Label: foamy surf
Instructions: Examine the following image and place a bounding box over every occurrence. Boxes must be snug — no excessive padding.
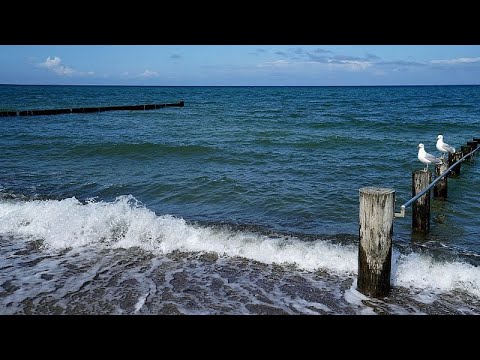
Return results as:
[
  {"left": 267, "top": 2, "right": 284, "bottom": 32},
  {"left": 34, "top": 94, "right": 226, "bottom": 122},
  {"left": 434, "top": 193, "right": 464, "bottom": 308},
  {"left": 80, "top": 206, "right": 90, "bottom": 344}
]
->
[
  {"left": 394, "top": 252, "right": 480, "bottom": 298},
  {"left": 1, "top": 195, "right": 479, "bottom": 299}
]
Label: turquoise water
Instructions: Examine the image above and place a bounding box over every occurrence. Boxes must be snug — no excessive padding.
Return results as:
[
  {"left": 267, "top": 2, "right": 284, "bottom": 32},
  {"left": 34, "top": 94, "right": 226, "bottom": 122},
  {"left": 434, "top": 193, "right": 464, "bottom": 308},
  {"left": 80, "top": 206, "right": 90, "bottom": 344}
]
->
[{"left": 1, "top": 85, "right": 479, "bottom": 314}]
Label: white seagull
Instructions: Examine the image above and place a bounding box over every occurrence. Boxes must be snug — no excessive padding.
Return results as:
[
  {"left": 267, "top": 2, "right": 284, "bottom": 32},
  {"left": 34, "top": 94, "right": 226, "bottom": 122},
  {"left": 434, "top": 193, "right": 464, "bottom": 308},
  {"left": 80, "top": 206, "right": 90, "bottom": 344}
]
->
[
  {"left": 436, "top": 134, "right": 455, "bottom": 159},
  {"left": 418, "top": 143, "right": 442, "bottom": 172}
]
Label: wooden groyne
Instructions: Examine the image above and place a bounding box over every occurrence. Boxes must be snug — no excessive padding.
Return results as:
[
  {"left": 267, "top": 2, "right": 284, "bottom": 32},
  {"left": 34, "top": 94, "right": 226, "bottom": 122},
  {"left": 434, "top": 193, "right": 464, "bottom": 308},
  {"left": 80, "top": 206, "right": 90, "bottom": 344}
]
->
[
  {"left": 358, "top": 136, "right": 479, "bottom": 298},
  {"left": 0, "top": 101, "right": 184, "bottom": 117}
]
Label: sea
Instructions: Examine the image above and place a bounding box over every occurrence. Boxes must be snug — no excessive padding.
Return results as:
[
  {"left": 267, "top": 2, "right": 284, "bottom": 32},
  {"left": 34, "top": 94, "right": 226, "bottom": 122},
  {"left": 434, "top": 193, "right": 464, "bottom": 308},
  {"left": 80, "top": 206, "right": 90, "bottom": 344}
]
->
[{"left": 0, "top": 84, "right": 479, "bottom": 315}]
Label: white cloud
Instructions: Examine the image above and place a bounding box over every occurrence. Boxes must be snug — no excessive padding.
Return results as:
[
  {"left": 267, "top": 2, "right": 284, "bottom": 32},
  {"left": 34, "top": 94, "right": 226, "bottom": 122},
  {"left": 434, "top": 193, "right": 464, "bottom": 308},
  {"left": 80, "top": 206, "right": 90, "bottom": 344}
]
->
[
  {"left": 330, "top": 60, "right": 372, "bottom": 71},
  {"left": 256, "top": 60, "right": 290, "bottom": 68},
  {"left": 140, "top": 69, "right": 159, "bottom": 77},
  {"left": 257, "top": 57, "right": 372, "bottom": 72},
  {"left": 38, "top": 56, "right": 75, "bottom": 76},
  {"left": 431, "top": 57, "right": 480, "bottom": 65}
]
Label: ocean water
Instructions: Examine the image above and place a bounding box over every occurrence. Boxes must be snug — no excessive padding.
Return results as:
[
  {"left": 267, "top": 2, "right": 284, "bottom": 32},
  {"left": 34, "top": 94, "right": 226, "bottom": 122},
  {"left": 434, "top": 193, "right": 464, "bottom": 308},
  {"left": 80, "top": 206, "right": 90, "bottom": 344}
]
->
[{"left": 0, "top": 84, "right": 479, "bottom": 315}]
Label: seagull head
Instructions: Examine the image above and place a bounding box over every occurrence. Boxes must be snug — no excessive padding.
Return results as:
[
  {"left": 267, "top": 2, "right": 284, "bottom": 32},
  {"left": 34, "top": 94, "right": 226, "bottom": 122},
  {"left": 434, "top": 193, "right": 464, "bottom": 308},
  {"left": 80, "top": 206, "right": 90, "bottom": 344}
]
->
[
  {"left": 418, "top": 143, "right": 424, "bottom": 149},
  {"left": 437, "top": 134, "right": 443, "bottom": 140}
]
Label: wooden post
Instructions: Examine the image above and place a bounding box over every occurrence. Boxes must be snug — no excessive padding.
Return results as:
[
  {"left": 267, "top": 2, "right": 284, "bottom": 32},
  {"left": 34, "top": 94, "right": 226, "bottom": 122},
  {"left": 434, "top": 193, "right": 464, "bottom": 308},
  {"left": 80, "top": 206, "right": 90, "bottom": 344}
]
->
[
  {"left": 467, "top": 141, "right": 477, "bottom": 159},
  {"left": 462, "top": 145, "right": 472, "bottom": 160},
  {"left": 358, "top": 187, "right": 394, "bottom": 298},
  {"left": 434, "top": 162, "right": 448, "bottom": 199},
  {"left": 412, "top": 170, "right": 431, "bottom": 233},
  {"left": 450, "top": 151, "right": 462, "bottom": 176},
  {"left": 467, "top": 141, "right": 478, "bottom": 150}
]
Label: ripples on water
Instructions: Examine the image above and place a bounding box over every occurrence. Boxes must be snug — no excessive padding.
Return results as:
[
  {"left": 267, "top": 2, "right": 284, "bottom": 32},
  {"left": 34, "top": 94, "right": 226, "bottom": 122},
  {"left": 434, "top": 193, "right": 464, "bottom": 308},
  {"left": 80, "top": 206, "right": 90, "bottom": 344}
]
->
[{"left": 1, "top": 85, "right": 480, "bottom": 314}]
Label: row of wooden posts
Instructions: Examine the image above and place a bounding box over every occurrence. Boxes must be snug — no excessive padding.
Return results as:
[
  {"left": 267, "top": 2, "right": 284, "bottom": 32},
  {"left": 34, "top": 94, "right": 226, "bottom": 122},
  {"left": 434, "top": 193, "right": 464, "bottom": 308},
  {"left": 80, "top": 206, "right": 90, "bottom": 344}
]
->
[
  {"left": 0, "top": 101, "right": 185, "bottom": 117},
  {"left": 413, "top": 137, "right": 479, "bottom": 232},
  {"left": 357, "top": 137, "right": 479, "bottom": 298}
]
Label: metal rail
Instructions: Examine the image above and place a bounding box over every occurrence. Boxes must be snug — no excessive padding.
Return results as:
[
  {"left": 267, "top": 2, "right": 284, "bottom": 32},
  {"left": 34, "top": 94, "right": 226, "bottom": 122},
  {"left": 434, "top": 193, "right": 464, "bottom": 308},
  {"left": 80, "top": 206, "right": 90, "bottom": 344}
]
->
[{"left": 395, "top": 145, "right": 480, "bottom": 218}]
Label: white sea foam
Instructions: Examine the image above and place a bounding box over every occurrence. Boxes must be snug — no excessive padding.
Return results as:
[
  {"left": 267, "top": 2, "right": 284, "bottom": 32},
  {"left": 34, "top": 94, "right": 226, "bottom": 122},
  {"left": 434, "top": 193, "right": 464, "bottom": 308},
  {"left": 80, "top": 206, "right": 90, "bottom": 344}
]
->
[
  {"left": 394, "top": 252, "right": 480, "bottom": 298},
  {"left": 0, "top": 195, "right": 357, "bottom": 274},
  {"left": 344, "top": 280, "right": 376, "bottom": 315},
  {"left": 1, "top": 195, "right": 479, "bottom": 298}
]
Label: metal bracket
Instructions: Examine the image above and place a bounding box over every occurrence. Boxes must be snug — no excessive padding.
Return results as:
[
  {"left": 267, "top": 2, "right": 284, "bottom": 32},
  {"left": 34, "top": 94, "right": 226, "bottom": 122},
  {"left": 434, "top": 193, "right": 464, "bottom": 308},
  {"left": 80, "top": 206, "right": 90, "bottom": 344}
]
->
[{"left": 394, "top": 205, "right": 406, "bottom": 218}]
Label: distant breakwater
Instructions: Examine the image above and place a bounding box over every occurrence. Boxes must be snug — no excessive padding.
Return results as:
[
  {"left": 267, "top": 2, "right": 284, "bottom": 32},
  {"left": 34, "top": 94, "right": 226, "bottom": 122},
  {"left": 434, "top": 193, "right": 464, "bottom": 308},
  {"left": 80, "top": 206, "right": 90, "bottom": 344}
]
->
[{"left": 0, "top": 101, "right": 184, "bottom": 117}]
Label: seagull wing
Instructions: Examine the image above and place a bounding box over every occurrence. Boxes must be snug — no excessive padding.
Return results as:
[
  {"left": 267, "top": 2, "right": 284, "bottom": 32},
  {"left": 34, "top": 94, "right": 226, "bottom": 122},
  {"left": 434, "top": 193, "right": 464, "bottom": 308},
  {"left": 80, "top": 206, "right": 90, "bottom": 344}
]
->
[
  {"left": 443, "top": 143, "right": 455, "bottom": 153},
  {"left": 424, "top": 152, "right": 442, "bottom": 164}
]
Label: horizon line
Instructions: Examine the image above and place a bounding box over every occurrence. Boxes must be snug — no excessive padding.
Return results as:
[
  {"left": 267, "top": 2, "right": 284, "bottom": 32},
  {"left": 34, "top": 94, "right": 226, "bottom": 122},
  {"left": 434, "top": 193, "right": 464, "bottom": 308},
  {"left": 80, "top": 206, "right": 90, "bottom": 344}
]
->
[{"left": 1, "top": 83, "right": 480, "bottom": 87}]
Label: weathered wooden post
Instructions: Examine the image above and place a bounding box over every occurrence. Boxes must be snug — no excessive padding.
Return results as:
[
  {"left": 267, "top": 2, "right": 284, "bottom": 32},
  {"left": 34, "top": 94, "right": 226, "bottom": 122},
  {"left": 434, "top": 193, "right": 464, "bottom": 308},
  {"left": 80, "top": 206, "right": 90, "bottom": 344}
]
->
[
  {"left": 450, "top": 151, "right": 462, "bottom": 176},
  {"left": 412, "top": 170, "right": 431, "bottom": 233},
  {"left": 462, "top": 145, "right": 473, "bottom": 160},
  {"left": 358, "top": 187, "right": 395, "bottom": 298},
  {"left": 467, "top": 141, "right": 478, "bottom": 150},
  {"left": 434, "top": 162, "right": 448, "bottom": 199},
  {"left": 467, "top": 141, "right": 477, "bottom": 159}
]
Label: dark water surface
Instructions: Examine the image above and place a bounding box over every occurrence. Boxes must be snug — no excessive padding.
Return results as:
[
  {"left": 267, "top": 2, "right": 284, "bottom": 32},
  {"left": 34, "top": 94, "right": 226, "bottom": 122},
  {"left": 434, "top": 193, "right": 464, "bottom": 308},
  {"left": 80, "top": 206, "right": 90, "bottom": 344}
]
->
[{"left": 1, "top": 85, "right": 479, "bottom": 314}]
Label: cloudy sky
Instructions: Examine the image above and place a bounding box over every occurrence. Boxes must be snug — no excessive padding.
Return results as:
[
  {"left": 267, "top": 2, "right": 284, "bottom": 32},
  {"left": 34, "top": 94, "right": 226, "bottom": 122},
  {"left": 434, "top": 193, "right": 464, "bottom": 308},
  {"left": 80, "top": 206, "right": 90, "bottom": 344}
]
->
[{"left": 1, "top": 45, "right": 479, "bottom": 86}]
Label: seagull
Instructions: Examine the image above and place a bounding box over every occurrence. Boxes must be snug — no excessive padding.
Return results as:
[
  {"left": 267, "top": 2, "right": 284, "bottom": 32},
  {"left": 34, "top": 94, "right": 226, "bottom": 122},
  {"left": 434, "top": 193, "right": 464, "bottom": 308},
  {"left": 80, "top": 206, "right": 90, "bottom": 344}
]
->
[
  {"left": 418, "top": 143, "right": 442, "bottom": 172},
  {"left": 436, "top": 134, "right": 455, "bottom": 159}
]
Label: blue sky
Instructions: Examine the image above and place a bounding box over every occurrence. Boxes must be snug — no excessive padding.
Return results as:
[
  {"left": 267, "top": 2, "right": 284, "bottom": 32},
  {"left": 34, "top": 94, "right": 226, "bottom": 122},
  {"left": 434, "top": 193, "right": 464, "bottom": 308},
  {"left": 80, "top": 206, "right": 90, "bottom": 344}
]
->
[{"left": 1, "top": 45, "right": 480, "bottom": 86}]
